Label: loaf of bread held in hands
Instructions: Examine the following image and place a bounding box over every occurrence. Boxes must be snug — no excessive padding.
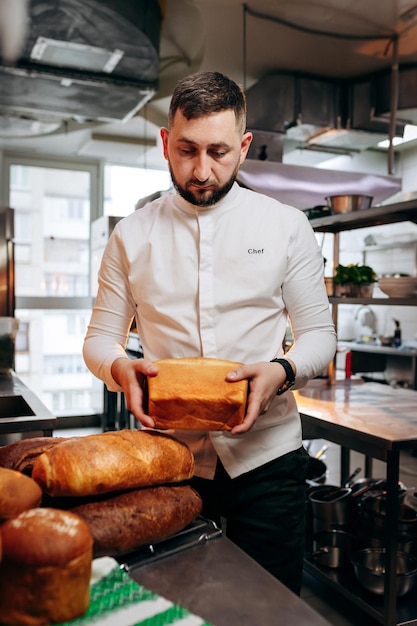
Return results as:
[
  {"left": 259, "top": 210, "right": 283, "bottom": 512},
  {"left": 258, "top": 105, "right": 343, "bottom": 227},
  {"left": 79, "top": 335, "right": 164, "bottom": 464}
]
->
[
  {"left": 72, "top": 484, "right": 202, "bottom": 557},
  {"left": 0, "top": 508, "right": 92, "bottom": 625},
  {"left": 147, "top": 357, "right": 248, "bottom": 430},
  {"left": 31, "top": 429, "right": 195, "bottom": 497},
  {"left": 0, "top": 436, "right": 67, "bottom": 475},
  {"left": 0, "top": 467, "right": 42, "bottom": 522}
]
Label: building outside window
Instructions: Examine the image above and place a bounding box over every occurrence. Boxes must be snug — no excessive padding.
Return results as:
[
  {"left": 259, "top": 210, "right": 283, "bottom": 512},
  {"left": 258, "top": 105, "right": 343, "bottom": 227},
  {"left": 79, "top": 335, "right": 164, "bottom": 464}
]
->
[{"left": 5, "top": 157, "right": 169, "bottom": 419}]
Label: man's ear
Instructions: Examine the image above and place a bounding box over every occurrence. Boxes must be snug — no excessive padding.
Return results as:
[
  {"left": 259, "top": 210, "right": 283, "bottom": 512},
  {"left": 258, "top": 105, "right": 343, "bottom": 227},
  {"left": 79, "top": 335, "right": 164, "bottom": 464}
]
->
[
  {"left": 240, "top": 131, "right": 253, "bottom": 164},
  {"left": 160, "top": 127, "right": 169, "bottom": 160}
]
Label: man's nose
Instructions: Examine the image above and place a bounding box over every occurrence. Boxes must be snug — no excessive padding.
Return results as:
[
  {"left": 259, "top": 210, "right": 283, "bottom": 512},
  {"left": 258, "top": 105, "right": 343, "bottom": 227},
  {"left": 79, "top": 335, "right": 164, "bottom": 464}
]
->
[{"left": 193, "top": 153, "right": 211, "bottom": 182}]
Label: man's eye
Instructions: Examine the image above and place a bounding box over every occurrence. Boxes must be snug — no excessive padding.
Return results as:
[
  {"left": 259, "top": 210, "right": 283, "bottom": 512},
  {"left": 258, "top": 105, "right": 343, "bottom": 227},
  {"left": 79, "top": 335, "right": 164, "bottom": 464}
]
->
[{"left": 211, "top": 151, "right": 226, "bottom": 158}]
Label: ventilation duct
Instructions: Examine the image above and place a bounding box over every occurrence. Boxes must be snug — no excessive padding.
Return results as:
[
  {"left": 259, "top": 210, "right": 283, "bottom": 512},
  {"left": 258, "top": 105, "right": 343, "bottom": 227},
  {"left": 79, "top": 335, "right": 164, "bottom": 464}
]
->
[
  {"left": 0, "top": 0, "right": 161, "bottom": 130},
  {"left": 246, "top": 70, "right": 408, "bottom": 155},
  {"left": 374, "top": 64, "right": 417, "bottom": 125}
]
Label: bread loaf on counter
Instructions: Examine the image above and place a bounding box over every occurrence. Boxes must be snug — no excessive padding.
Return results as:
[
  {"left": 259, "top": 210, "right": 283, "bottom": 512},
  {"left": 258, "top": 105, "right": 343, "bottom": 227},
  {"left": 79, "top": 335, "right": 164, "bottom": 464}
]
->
[
  {"left": 0, "top": 508, "right": 93, "bottom": 625},
  {"left": 147, "top": 357, "right": 248, "bottom": 430},
  {"left": 31, "top": 429, "right": 195, "bottom": 497},
  {"left": 0, "top": 467, "right": 42, "bottom": 522},
  {"left": 72, "top": 484, "right": 202, "bottom": 557},
  {"left": 0, "top": 436, "right": 67, "bottom": 475}
]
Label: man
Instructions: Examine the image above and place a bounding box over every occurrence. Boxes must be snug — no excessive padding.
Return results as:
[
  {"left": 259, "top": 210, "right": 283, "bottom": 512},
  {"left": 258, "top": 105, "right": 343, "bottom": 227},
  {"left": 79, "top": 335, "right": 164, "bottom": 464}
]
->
[{"left": 83, "top": 71, "right": 336, "bottom": 594}]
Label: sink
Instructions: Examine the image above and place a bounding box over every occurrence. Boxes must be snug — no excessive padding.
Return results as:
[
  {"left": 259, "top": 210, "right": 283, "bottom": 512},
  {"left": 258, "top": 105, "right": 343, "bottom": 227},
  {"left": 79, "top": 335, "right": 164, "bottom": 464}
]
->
[{"left": 0, "top": 395, "right": 35, "bottom": 418}]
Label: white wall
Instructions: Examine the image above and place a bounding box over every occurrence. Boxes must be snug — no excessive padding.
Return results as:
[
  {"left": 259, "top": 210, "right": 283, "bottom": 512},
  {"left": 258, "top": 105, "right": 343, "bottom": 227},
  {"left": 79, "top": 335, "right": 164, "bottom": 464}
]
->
[{"left": 324, "top": 143, "right": 417, "bottom": 347}]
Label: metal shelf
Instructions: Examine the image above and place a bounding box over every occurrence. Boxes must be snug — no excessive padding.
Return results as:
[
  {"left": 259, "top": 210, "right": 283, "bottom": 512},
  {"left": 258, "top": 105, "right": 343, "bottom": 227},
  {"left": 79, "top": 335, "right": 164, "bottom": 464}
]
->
[
  {"left": 310, "top": 199, "right": 417, "bottom": 233},
  {"left": 329, "top": 297, "right": 417, "bottom": 306},
  {"left": 304, "top": 558, "right": 417, "bottom": 626}
]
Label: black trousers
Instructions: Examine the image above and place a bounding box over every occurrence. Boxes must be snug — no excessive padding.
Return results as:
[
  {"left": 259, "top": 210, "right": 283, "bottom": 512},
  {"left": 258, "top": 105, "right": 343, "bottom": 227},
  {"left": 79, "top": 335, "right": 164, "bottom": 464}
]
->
[{"left": 190, "top": 446, "right": 310, "bottom": 595}]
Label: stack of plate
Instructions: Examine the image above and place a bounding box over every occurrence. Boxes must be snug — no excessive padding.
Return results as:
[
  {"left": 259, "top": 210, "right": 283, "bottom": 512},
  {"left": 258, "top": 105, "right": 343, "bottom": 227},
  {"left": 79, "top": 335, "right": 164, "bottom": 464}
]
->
[{"left": 378, "top": 276, "right": 417, "bottom": 298}]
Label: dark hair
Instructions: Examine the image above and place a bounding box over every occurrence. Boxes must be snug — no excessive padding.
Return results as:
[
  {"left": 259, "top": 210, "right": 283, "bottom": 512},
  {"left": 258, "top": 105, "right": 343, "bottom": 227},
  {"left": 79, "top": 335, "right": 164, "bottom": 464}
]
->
[{"left": 168, "top": 71, "right": 247, "bottom": 134}]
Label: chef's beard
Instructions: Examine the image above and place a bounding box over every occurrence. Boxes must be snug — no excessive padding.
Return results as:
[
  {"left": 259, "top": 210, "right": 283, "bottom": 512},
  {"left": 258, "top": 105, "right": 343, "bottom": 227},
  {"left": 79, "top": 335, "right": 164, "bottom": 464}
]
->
[{"left": 168, "top": 162, "right": 239, "bottom": 207}]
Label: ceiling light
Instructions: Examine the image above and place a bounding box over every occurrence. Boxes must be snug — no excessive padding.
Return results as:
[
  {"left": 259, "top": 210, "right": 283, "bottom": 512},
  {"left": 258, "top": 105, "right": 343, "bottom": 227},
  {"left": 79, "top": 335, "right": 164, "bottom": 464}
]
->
[{"left": 30, "top": 37, "right": 124, "bottom": 73}]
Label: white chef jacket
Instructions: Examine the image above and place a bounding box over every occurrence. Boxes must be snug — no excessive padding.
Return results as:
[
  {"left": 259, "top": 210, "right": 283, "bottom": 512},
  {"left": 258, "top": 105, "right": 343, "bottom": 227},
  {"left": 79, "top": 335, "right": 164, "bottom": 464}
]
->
[{"left": 84, "top": 182, "right": 336, "bottom": 479}]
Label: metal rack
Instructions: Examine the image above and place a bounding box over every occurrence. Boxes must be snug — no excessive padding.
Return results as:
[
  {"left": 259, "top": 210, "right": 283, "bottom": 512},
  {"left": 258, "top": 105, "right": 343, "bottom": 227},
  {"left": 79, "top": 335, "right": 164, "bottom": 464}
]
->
[{"left": 298, "top": 380, "right": 417, "bottom": 626}]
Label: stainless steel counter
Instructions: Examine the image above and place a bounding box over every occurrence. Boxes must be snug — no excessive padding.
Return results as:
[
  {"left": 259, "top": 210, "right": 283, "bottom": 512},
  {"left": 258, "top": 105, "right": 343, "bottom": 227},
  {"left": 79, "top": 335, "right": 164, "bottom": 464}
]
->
[
  {"left": 0, "top": 372, "right": 56, "bottom": 436},
  {"left": 297, "top": 380, "right": 417, "bottom": 626},
  {"left": 126, "top": 534, "right": 331, "bottom": 626}
]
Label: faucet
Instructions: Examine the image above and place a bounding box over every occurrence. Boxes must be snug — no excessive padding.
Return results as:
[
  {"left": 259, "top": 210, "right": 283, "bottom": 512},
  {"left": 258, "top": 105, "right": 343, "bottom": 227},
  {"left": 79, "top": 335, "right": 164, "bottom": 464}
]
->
[{"left": 354, "top": 305, "right": 377, "bottom": 340}]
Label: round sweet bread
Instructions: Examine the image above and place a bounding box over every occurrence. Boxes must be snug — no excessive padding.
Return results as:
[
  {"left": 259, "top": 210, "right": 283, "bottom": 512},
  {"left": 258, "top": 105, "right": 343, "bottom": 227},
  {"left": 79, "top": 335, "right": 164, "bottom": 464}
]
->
[
  {"left": 0, "top": 466, "right": 42, "bottom": 522},
  {"left": 0, "top": 507, "right": 93, "bottom": 625}
]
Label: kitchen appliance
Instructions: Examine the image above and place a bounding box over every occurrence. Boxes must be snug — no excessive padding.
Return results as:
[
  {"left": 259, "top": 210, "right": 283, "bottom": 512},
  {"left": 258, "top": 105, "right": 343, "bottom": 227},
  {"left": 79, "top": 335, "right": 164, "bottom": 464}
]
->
[
  {"left": 0, "top": 317, "right": 19, "bottom": 373},
  {"left": 0, "top": 207, "right": 15, "bottom": 317}
]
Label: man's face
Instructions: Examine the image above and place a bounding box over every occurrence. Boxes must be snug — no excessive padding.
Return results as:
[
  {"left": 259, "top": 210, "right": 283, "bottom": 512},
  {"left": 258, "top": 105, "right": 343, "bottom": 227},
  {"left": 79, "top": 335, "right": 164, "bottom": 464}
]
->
[{"left": 160, "top": 110, "right": 252, "bottom": 207}]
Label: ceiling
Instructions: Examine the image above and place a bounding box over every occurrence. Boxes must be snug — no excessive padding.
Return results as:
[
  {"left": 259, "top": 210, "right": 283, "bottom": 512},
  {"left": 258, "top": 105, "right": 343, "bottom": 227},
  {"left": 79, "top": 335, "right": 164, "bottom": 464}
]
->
[{"left": 1, "top": 0, "right": 417, "bottom": 172}]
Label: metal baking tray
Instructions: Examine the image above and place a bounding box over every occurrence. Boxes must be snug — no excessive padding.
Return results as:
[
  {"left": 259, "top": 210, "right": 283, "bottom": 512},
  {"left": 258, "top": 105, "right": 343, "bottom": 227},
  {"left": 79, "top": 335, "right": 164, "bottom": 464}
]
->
[{"left": 120, "top": 517, "right": 222, "bottom": 572}]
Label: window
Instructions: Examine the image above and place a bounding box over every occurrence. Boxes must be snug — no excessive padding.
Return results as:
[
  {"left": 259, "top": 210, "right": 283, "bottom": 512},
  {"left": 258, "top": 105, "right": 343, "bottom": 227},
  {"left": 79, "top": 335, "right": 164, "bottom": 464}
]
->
[
  {"left": 104, "top": 164, "right": 170, "bottom": 216},
  {"left": 5, "top": 158, "right": 171, "bottom": 419},
  {"left": 6, "top": 158, "right": 100, "bottom": 418}
]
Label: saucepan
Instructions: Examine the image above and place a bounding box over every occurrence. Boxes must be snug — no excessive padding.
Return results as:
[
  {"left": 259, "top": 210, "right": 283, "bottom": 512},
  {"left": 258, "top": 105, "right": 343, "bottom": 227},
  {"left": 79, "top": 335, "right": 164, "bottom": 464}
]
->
[
  {"left": 360, "top": 495, "right": 417, "bottom": 539},
  {"left": 350, "top": 477, "right": 407, "bottom": 499},
  {"left": 312, "top": 529, "right": 354, "bottom": 568},
  {"left": 308, "top": 484, "right": 353, "bottom": 527}
]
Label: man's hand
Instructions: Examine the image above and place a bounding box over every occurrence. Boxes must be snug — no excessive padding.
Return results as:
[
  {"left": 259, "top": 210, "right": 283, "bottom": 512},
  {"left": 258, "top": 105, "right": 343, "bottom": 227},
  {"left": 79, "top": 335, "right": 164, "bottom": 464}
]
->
[
  {"left": 226, "top": 359, "right": 295, "bottom": 434},
  {"left": 111, "top": 357, "right": 159, "bottom": 428}
]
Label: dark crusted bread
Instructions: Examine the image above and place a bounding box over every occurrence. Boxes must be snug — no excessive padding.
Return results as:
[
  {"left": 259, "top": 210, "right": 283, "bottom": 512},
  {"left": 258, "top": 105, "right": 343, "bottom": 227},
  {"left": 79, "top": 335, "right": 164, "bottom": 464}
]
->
[
  {"left": 0, "top": 436, "right": 67, "bottom": 475},
  {"left": 71, "top": 484, "right": 202, "bottom": 557}
]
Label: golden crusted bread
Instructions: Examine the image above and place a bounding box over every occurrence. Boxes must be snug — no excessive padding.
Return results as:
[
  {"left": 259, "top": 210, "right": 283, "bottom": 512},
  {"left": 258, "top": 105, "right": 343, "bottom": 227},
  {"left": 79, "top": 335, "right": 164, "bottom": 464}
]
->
[
  {"left": 31, "top": 429, "right": 195, "bottom": 497},
  {"left": 0, "top": 508, "right": 93, "bottom": 625},
  {"left": 0, "top": 467, "right": 42, "bottom": 522},
  {"left": 72, "top": 484, "right": 202, "bottom": 557},
  {"left": 147, "top": 357, "right": 248, "bottom": 430}
]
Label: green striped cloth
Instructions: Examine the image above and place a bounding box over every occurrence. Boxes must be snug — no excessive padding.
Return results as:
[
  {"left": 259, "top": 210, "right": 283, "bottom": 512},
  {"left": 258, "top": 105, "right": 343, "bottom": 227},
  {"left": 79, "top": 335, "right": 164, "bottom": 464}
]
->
[{"left": 59, "top": 560, "right": 212, "bottom": 626}]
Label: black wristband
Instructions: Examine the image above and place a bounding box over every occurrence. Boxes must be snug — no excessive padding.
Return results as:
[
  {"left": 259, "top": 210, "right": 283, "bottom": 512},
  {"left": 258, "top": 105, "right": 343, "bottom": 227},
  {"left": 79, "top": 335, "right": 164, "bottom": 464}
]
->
[{"left": 270, "top": 358, "right": 295, "bottom": 395}]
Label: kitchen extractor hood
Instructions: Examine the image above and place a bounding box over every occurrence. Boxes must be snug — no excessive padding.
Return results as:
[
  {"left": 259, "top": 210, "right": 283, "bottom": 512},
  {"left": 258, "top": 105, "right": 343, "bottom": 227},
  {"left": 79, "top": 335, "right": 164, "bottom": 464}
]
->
[
  {"left": 237, "top": 160, "right": 402, "bottom": 210},
  {"left": 245, "top": 70, "right": 409, "bottom": 155},
  {"left": 0, "top": 0, "right": 162, "bottom": 130}
]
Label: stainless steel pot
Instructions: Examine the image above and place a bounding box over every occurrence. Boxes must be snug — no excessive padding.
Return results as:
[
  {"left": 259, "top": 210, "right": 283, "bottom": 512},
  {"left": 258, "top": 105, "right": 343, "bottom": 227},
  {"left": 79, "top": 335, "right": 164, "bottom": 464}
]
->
[
  {"left": 309, "top": 484, "right": 353, "bottom": 527},
  {"left": 312, "top": 530, "right": 353, "bottom": 568},
  {"left": 360, "top": 495, "right": 417, "bottom": 539},
  {"left": 351, "top": 548, "right": 417, "bottom": 596},
  {"left": 351, "top": 477, "right": 407, "bottom": 499}
]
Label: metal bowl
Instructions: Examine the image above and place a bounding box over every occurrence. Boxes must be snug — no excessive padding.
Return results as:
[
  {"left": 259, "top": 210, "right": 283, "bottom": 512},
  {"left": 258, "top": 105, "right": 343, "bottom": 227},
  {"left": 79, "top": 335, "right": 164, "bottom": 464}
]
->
[
  {"left": 325, "top": 194, "right": 373, "bottom": 214},
  {"left": 351, "top": 548, "right": 417, "bottom": 596}
]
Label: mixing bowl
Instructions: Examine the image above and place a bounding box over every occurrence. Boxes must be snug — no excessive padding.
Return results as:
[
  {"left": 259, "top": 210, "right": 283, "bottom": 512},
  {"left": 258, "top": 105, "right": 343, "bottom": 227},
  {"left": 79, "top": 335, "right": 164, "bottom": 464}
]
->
[
  {"left": 351, "top": 548, "right": 417, "bottom": 596},
  {"left": 325, "top": 195, "right": 373, "bottom": 214},
  {"left": 378, "top": 276, "right": 417, "bottom": 298}
]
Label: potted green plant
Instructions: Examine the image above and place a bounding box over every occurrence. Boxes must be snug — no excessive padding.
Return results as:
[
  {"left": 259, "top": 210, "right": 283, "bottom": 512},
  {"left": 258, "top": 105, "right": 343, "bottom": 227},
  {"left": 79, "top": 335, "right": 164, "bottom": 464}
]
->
[{"left": 333, "top": 263, "right": 377, "bottom": 297}]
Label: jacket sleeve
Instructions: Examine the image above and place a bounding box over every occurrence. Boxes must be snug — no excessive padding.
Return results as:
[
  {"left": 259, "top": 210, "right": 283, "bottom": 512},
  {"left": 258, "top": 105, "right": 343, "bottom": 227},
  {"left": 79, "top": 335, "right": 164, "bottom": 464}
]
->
[
  {"left": 83, "top": 224, "right": 136, "bottom": 392},
  {"left": 280, "top": 210, "right": 337, "bottom": 389}
]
